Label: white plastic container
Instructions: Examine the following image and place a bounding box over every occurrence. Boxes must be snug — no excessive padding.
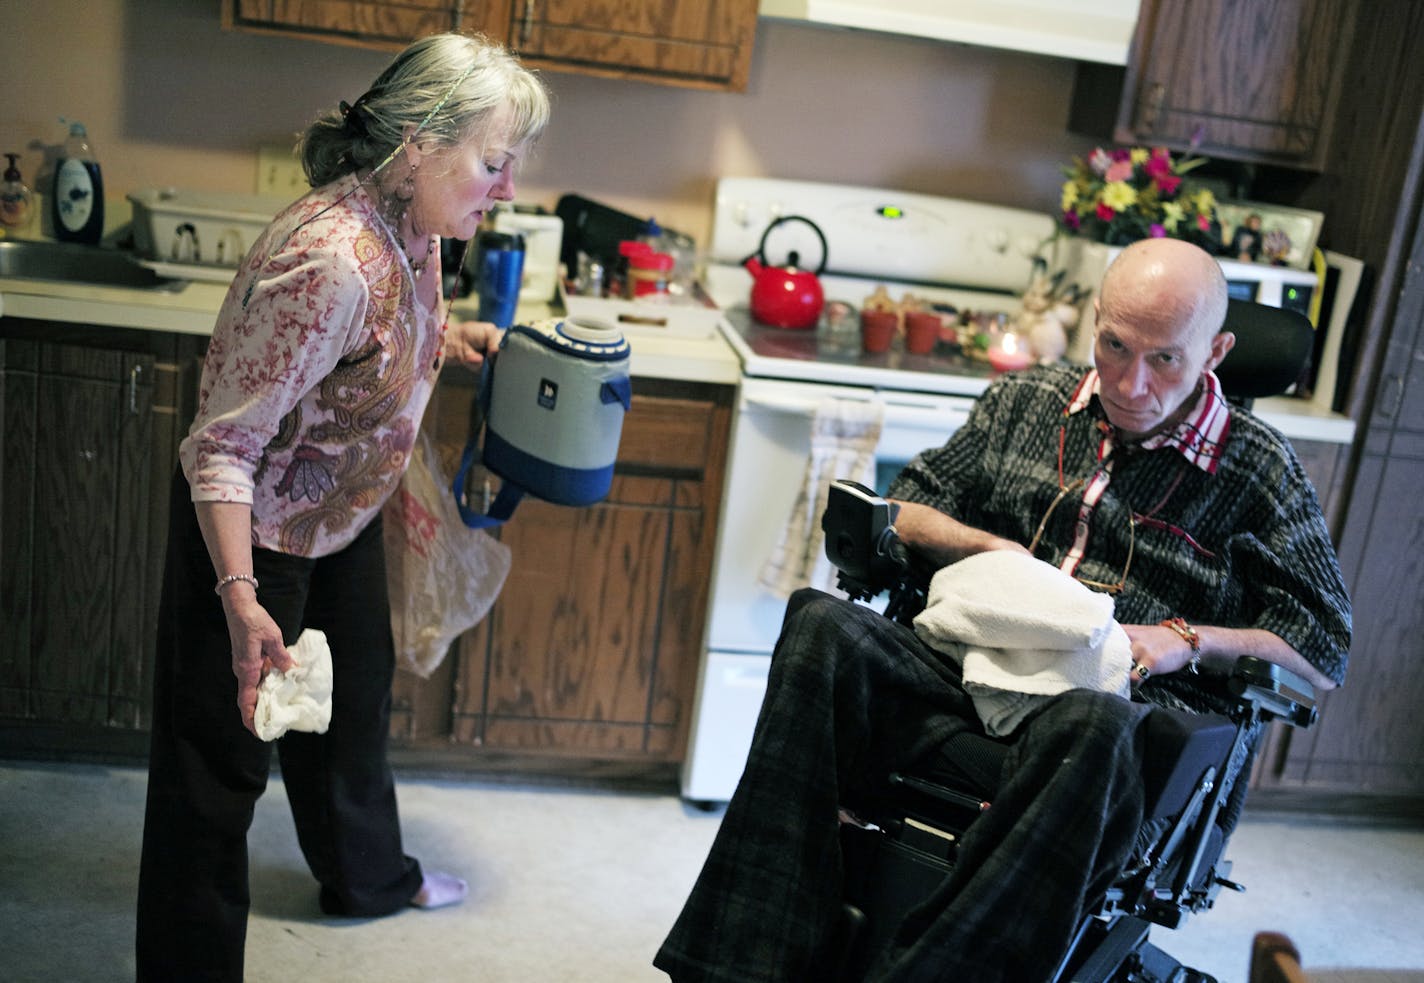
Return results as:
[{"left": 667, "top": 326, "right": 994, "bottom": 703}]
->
[{"left": 128, "top": 188, "right": 291, "bottom": 272}]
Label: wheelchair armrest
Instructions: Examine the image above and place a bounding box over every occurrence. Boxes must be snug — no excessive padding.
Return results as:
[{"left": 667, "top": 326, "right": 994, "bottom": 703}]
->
[
  {"left": 1225, "top": 656, "right": 1317, "bottom": 729},
  {"left": 821, "top": 479, "right": 911, "bottom": 601}
]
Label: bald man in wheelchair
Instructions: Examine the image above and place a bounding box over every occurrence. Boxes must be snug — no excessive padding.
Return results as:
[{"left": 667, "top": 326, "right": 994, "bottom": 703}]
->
[{"left": 655, "top": 238, "right": 1351, "bottom": 983}]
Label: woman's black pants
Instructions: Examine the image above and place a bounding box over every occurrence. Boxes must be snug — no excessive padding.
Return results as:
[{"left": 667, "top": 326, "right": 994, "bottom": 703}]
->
[{"left": 135, "top": 473, "right": 422, "bottom": 983}]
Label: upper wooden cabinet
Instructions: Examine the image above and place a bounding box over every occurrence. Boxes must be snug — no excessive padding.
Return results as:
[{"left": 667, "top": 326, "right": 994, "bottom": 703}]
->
[
  {"left": 223, "top": 0, "right": 506, "bottom": 49},
  {"left": 222, "top": 0, "right": 759, "bottom": 92},
  {"left": 510, "top": 0, "right": 757, "bottom": 91},
  {"left": 1074, "top": 0, "right": 1359, "bottom": 170}
]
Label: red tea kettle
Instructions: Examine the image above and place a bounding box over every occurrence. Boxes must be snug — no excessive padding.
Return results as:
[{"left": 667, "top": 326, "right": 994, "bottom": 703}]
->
[{"left": 743, "top": 215, "right": 828, "bottom": 329}]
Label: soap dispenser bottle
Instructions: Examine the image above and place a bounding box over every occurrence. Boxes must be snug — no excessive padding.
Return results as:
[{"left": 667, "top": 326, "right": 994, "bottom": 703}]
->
[
  {"left": 51, "top": 120, "right": 104, "bottom": 244},
  {"left": 1, "top": 153, "right": 34, "bottom": 229}
]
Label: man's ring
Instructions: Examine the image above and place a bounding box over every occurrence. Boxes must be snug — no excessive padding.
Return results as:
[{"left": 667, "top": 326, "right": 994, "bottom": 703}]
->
[{"left": 1134, "top": 663, "right": 1151, "bottom": 680}]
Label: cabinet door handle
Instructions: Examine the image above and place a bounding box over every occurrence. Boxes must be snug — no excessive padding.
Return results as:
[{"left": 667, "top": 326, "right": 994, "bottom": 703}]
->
[
  {"left": 129, "top": 363, "right": 144, "bottom": 415},
  {"left": 520, "top": 0, "right": 535, "bottom": 48},
  {"left": 1141, "top": 82, "right": 1166, "bottom": 129},
  {"left": 1378, "top": 372, "right": 1405, "bottom": 420}
]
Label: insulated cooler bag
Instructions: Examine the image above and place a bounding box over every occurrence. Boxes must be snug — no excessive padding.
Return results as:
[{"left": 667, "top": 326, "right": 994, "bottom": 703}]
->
[{"left": 454, "top": 316, "right": 632, "bottom": 528}]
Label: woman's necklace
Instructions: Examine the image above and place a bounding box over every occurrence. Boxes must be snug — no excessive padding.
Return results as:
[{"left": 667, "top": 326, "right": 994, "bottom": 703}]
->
[{"left": 396, "top": 231, "right": 434, "bottom": 280}]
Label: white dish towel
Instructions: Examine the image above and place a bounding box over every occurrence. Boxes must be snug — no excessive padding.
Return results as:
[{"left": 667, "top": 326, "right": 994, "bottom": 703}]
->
[
  {"left": 912, "top": 550, "right": 1133, "bottom": 737},
  {"left": 253, "top": 628, "right": 334, "bottom": 742},
  {"left": 759, "top": 396, "right": 884, "bottom": 597}
]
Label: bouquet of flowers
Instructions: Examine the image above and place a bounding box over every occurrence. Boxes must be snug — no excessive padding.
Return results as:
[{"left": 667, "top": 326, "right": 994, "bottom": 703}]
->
[{"left": 1058, "top": 146, "right": 1219, "bottom": 249}]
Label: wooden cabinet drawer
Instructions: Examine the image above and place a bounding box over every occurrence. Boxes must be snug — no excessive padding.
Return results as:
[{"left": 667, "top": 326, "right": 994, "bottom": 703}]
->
[{"left": 617, "top": 393, "right": 720, "bottom": 474}]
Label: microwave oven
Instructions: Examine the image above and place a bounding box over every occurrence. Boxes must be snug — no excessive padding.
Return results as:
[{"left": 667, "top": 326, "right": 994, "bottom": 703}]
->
[{"left": 1057, "top": 239, "right": 1319, "bottom": 365}]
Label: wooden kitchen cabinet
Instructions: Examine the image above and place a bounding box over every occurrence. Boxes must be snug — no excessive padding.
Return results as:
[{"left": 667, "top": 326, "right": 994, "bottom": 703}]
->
[
  {"left": 0, "top": 337, "right": 154, "bottom": 731},
  {"left": 223, "top": 0, "right": 758, "bottom": 92},
  {"left": 387, "top": 371, "right": 733, "bottom": 783},
  {"left": 0, "top": 325, "right": 205, "bottom": 746},
  {"left": 1251, "top": 178, "right": 1424, "bottom": 813},
  {"left": 222, "top": 0, "right": 510, "bottom": 51},
  {"left": 509, "top": 0, "right": 758, "bottom": 91},
  {"left": 1072, "top": 0, "right": 1358, "bottom": 170}
]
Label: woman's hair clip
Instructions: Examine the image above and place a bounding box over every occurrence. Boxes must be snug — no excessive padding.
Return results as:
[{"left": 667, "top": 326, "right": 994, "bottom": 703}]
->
[{"left": 340, "top": 96, "right": 370, "bottom": 136}]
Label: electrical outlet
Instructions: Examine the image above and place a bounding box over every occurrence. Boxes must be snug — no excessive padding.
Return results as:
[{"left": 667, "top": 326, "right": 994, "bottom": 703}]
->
[{"left": 256, "top": 144, "right": 307, "bottom": 197}]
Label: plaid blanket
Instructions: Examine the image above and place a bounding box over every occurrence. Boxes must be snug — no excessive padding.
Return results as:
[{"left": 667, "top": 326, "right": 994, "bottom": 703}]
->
[{"left": 655, "top": 590, "right": 1152, "bottom": 982}]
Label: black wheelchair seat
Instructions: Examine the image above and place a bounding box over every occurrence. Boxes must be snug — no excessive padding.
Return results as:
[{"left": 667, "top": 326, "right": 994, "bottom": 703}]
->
[{"left": 820, "top": 479, "right": 1318, "bottom": 983}]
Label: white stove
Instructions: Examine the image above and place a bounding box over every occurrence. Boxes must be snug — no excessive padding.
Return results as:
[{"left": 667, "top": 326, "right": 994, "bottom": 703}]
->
[
  {"left": 681, "top": 178, "right": 1059, "bottom": 803},
  {"left": 701, "top": 176, "right": 1059, "bottom": 393}
]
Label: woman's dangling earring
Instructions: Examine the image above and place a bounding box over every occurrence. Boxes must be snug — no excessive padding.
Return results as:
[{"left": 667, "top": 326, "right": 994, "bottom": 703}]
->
[{"left": 398, "top": 157, "right": 417, "bottom": 202}]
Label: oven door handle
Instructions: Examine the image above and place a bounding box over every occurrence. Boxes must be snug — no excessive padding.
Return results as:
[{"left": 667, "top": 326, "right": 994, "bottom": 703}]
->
[{"left": 740, "top": 391, "right": 975, "bottom": 428}]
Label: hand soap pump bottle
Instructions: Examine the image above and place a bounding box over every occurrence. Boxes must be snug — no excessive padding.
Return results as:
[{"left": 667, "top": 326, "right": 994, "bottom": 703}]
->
[
  {"left": 1, "top": 153, "right": 34, "bottom": 230},
  {"left": 51, "top": 120, "right": 104, "bottom": 245}
]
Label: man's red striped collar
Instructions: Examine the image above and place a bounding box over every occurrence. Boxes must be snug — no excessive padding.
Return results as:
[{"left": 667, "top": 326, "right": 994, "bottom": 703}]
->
[{"left": 1065, "top": 369, "right": 1231, "bottom": 474}]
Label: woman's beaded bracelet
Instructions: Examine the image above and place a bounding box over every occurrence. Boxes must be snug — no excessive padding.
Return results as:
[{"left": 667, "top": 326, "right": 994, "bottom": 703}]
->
[{"left": 214, "top": 573, "right": 260, "bottom": 596}]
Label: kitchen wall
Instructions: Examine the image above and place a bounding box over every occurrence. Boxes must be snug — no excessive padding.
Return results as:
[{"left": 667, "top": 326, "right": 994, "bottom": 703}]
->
[{"left": 2, "top": 0, "right": 1098, "bottom": 251}]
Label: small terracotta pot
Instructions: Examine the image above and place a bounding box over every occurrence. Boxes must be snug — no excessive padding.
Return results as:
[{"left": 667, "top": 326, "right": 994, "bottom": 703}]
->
[
  {"left": 904, "top": 311, "right": 940, "bottom": 355},
  {"left": 860, "top": 310, "right": 897, "bottom": 353}
]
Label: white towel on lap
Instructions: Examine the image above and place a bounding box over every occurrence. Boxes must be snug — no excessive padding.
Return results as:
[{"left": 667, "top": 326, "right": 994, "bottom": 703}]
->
[
  {"left": 759, "top": 397, "right": 884, "bottom": 597},
  {"left": 253, "top": 628, "right": 334, "bottom": 742},
  {"left": 913, "top": 550, "right": 1117, "bottom": 652},
  {"left": 913, "top": 552, "right": 1133, "bottom": 736}
]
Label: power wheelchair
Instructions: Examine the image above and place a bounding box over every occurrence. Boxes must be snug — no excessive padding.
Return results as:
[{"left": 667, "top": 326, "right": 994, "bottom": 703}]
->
[{"left": 819, "top": 478, "right": 1319, "bottom": 983}]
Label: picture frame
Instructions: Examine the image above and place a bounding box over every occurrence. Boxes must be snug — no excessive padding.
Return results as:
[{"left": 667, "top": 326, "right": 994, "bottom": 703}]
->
[
  {"left": 1214, "top": 199, "right": 1325, "bottom": 272},
  {"left": 1310, "top": 250, "right": 1366, "bottom": 413}
]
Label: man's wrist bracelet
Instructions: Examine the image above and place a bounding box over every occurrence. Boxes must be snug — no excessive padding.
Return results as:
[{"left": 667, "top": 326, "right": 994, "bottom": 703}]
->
[
  {"left": 1160, "top": 617, "right": 1201, "bottom": 673},
  {"left": 215, "top": 573, "right": 259, "bottom": 596}
]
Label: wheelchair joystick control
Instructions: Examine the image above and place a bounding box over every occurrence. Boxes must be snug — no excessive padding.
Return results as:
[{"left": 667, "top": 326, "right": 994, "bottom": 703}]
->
[{"left": 821, "top": 479, "right": 925, "bottom": 622}]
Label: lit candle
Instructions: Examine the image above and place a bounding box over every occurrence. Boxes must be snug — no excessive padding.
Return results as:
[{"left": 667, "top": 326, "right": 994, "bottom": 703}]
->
[{"left": 987, "top": 331, "right": 1033, "bottom": 373}]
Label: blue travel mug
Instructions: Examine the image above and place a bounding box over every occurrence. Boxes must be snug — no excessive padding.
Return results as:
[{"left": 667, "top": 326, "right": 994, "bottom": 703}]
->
[{"left": 475, "top": 230, "right": 526, "bottom": 328}]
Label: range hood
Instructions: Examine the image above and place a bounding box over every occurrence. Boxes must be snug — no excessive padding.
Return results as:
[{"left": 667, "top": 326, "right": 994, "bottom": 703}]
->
[{"left": 759, "top": 0, "right": 1141, "bottom": 65}]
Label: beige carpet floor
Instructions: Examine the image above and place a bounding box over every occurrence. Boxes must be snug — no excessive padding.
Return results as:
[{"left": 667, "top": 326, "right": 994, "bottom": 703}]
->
[{"left": 2, "top": 761, "right": 1421, "bottom": 982}]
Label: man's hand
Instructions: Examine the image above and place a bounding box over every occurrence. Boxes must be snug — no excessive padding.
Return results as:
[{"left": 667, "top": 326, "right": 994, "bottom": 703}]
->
[
  {"left": 220, "top": 586, "right": 294, "bottom": 736},
  {"left": 1122, "top": 623, "right": 1197, "bottom": 685},
  {"left": 1121, "top": 622, "right": 1337, "bottom": 692},
  {"left": 443, "top": 319, "right": 502, "bottom": 366}
]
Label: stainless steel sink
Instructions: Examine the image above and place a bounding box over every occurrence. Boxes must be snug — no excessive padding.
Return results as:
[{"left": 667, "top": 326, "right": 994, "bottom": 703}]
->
[{"left": 0, "top": 239, "right": 184, "bottom": 291}]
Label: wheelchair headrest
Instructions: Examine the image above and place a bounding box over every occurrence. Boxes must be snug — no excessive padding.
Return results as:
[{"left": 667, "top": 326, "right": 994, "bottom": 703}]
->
[{"left": 1214, "top": 299, "right": 1314, "bottom": 401}]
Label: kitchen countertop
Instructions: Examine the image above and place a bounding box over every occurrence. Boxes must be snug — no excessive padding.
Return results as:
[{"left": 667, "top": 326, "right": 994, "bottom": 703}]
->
[
  {"left": 0, "top": 269, "right": 742, "bottom": 386},
  {"left": 0, "top": 267, "right": 1355, "bottom": 444}
]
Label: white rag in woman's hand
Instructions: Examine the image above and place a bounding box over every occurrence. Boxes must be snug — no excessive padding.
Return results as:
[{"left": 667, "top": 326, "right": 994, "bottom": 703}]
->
[{"left": 253, "top": 629, "right": 333, "bottom": 741}]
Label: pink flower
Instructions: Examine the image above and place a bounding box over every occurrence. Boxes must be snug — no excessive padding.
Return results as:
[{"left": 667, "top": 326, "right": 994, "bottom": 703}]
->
[
  {"left": 1197, "top": 214, "right": 1211, "bottom": 231},
  {"left": 1150, "top": 224, "right": 1167, "bottom": 237},
  {"left": 1062, "top": 209, "right": 1081, "bottom": 230},
  {"left": 1097, "top": 203, "right": 1117, "bottom": 221},
  {"left": 1144, "top": 154, "right": 1173, "bottom": 179},
  {"left": 1155, "top": 173, "right": 1182, "bottom": 195},
  {"left": 1110, "top": 148, "right": 1133, "bottom": 162},
  {"left": 1105, "top": 160, "right": 1135, "bottom": 183}
]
